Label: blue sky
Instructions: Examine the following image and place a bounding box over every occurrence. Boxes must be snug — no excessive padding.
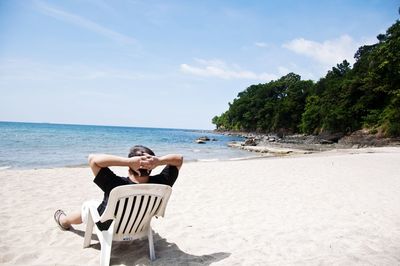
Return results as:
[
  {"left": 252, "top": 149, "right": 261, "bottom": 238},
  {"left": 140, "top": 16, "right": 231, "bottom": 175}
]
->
[{"left": 0, "top": 0, "right": 398, "bottom": 129}]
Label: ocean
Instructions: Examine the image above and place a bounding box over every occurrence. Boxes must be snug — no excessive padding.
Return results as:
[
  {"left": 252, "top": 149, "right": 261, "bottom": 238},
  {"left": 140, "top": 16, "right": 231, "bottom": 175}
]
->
[{"left": 0, "top": 121, "right": 251, "bottom": 169}]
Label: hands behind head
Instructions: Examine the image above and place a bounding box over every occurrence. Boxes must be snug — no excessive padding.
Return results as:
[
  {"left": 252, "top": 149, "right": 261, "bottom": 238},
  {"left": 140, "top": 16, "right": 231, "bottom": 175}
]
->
[
  {"left": 141, "top": 153, "right": 160, "bottom": 170},
  {"left": 130, "top": 153, "right": 159, "bottom": 173}
]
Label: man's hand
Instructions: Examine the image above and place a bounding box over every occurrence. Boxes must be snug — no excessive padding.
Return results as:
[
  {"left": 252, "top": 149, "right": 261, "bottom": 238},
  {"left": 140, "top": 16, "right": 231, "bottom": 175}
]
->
[
  {"left": 128, "top": 156, "right": 142, "bottom": 172},
  {"left": 146, "top": 154, "right": 183, "bottom": 170},
  {"left": 138, "top": 153, "right": 160, "bottom": 170}
]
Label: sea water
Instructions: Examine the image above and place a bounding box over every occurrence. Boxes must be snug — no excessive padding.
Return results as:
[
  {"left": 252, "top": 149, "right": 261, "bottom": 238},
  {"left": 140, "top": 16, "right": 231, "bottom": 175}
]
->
[{"left": 0, "top": 121, "right": 250, "bottom": 169}]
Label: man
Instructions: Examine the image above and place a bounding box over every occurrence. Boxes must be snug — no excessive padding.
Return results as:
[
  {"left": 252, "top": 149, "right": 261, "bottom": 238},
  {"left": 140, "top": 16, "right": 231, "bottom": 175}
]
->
[{"left": 54, "top": 145, "right": 183, "bottom": 230}]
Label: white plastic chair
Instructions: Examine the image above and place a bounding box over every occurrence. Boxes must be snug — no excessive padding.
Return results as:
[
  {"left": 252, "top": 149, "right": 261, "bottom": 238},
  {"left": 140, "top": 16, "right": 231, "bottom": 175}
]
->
[{"left": 83, "top": 184, "right": 172, "bottom": 266}]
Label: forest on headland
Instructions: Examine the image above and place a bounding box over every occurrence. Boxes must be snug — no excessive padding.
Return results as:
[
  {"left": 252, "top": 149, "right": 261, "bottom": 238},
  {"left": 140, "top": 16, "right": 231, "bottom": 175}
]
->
[{"left": 212, "top": 20, "right": 400, "bottom": 137}]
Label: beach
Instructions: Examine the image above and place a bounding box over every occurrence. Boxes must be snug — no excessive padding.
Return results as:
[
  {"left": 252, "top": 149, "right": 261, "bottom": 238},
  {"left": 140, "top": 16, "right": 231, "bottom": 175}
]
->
[{"left": 1, "top": 147, "right": 400, "bottom": 265}]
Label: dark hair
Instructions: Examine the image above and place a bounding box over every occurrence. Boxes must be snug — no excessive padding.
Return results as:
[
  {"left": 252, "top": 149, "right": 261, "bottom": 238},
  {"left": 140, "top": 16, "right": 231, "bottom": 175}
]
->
[
  {"left": 128, "top": 145, "right": 155, "bottom": 157},
  {"left": 128, "top": 145, "right": 155, "bottom": 176}
]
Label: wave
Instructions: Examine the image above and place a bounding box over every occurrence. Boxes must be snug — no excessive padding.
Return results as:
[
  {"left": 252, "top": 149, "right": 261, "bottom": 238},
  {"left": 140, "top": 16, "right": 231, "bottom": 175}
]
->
[
  {"left": 228, "top": 154, "right": 274, "bottom": 161},
  {"left": 0, "top": 166, "right": 11, "bottom": 170},
  {"left": 190, "top": 154, "right": 271, "bottom": 163},
  {"left": 196, "top": 158, "right": 220, "bottom": 162}
]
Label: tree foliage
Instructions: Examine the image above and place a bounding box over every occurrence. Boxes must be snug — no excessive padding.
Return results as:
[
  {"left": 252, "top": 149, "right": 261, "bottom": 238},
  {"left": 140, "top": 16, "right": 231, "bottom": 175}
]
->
[
  {"left": 213, "top": 20, "right": 400, "bottom": 137},
  {"left": 213, "top": 73, "right": 312, "bottom": 133}
]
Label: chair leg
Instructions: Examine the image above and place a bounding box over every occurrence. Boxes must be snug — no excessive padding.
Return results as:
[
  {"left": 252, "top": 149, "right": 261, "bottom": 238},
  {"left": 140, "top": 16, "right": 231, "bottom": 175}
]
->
[
  {"left": 99, "top": 230, "right": 113, "bottom": 266},
  {"left": 83, "top": 215, "right": 94, "bottom": 248},
  {"left": 148, "top": 226, "right": 155, "bottom": 261}
]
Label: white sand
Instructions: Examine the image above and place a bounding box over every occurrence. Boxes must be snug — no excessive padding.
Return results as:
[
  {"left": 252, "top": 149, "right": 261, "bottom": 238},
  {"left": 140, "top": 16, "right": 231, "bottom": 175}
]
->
[{"left": 0, "top": 147, "right": 400, "bottom": 265}]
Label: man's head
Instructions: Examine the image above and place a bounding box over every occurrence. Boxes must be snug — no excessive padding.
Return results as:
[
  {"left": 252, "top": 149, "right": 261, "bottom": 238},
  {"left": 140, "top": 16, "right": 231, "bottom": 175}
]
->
[{"left": 128, "top": 145, "right": 155, "bottom": 177}]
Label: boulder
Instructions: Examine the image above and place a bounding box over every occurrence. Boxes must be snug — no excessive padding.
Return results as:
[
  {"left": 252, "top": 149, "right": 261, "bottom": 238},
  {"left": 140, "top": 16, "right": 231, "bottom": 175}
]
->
[
  {"left": 338, "top": 129, "right": 391, "bottom": 147},
  {"left": 319, "top": 139, "right": 334, "bottom": 145},
  {"left": 244, "top": 138, "right": 258, "bottom": 146},
  {"left": 317, "top": 131, "right": 344, "bottom": 143}
]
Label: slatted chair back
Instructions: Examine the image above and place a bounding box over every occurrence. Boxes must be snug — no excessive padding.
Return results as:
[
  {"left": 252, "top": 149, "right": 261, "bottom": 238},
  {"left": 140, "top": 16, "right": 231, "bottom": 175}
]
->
[{"left": 101, "top": 184, "right": 172, "bottom": 241}]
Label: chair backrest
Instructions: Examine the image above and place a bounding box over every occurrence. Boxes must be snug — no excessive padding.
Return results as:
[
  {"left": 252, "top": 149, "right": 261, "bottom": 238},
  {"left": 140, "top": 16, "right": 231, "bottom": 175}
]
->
[{"left": 99, "top": 184, "right": 172, "bottom": 241}]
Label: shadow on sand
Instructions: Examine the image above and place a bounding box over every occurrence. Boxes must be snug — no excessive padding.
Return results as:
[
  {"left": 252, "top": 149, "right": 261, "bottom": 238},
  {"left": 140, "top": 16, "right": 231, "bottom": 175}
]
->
[{"left": 70, "top": 228, "right": 230, "bottom": 265}]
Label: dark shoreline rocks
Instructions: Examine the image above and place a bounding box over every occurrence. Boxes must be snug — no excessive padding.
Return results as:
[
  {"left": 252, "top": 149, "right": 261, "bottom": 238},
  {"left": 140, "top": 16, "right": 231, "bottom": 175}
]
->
[
  {"left": 195, "top": 136, "right": 217, "bottom": 144},
  {"left": 215, "top": 129, "right": 400, "bottom": 154}
]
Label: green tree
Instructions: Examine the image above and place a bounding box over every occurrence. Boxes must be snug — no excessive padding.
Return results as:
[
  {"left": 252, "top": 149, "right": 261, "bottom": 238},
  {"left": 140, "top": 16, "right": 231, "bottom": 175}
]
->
[{"left": 212, "top": 19, "right": 400, "bottom": 137}]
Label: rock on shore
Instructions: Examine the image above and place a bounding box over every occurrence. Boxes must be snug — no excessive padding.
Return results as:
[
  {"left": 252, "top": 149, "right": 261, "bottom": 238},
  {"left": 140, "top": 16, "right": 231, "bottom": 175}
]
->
[{"left": 220, "top": 129, "right": 400, "bottom": 156}]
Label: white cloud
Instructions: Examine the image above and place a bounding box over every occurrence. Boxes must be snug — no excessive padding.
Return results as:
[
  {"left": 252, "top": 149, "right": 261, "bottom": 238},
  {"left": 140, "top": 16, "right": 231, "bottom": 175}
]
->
[
  {"left": 180, "top": 59, "right": 277, "bottom": 81},
  {"left": 34, "top": 1, "right": 136, "bottom": 45},
  {"left": 255, "top": 42, "right": 268, "bottom": 48},
  {"left": 283, "top": 35, "right": 360, "bottom": 66},
  {"left": 0, "top": 59, "right": 162, "bottom": 81}
]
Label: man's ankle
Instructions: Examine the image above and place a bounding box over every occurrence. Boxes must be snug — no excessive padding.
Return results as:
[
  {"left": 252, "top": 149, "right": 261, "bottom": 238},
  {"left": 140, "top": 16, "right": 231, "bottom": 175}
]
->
[{"left": 60, "top": 215, "right": 69, "bottom": 227}]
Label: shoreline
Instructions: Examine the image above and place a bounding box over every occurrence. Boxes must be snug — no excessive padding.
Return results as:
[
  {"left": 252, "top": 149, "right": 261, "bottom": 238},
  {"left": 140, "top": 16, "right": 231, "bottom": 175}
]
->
[
  {"left": 0, "top": 154, "right": 272, "bottom": 171},
  {"left": 215, "top": 129, "right": 400, "bottom": 156},
  {"left": 2, "top": 146, "right": 399, "bottom": 171}
]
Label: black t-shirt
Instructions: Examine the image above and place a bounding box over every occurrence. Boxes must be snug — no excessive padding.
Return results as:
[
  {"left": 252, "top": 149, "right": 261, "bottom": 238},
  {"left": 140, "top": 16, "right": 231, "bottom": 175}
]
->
[{"left": 93, "top": 165, "right": 179, "bottom": 230}]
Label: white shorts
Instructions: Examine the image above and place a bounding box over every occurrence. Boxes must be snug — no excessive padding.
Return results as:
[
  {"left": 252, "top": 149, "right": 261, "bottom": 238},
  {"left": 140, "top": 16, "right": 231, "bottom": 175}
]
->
[{"left": 81, "top": 200, "right": 101, "bottom": 224}]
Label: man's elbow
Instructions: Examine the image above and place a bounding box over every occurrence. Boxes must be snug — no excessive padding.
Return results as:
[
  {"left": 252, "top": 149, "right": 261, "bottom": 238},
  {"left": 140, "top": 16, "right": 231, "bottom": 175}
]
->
[
  {"left": 176, "top": 154, "right": 184, "bottom": 168},
  {"left": 88, "top": 154, "right": 96, "bottom": 166},
  {"left": 88, "top": 154, "right": 102, "bottom": 176}
]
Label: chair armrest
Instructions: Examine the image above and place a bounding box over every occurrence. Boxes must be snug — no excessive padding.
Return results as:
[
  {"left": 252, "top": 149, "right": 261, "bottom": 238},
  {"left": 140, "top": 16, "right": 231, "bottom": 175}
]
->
[{"left": 88, "top": 204, "right": 102, "bottom": 223}]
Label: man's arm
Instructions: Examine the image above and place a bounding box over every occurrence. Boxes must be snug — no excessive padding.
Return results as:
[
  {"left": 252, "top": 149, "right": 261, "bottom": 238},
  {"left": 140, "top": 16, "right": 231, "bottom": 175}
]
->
[
  {"left": 88, "top": 154, "right": 142, "bottom": 176},
  {"left": 147, "top": 154, "right": 183, "bottom": 170}
]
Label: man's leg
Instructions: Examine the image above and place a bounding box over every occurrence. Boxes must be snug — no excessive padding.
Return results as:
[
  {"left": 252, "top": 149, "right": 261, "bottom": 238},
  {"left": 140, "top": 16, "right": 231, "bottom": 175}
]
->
[
  {"left": 60, "top": 211, "right": 82, "bottom": 228},
  {"left": 55, "top": 200, "right": 100, "bottom": 230}
]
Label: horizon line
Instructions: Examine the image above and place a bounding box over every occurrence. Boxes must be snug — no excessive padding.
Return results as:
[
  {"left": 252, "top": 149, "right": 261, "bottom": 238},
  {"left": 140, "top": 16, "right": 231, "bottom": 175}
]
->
[{"left": 0, "top": 120, "right": 213, "bottom": 132}]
